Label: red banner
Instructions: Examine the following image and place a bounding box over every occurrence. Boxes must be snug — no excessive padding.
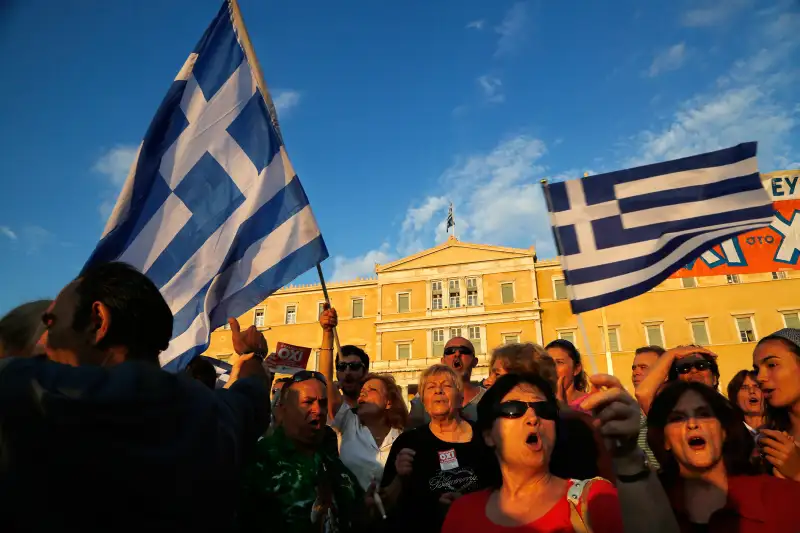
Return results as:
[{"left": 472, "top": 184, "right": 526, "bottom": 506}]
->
[
  {"left": 265, "top": 342, "right": 312, "bottom": 374},
  {"left": 671, "top": 170, "right": 800, "bottom": 278}
]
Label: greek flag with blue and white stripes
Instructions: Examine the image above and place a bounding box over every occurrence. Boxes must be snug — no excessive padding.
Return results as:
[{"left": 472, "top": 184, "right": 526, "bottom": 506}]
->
[
  {"left": 546, "top": 142, "right": 772, "bottom": 314},
  {"left": 84, "top": 1, "right": 328, "bottom": 371}
]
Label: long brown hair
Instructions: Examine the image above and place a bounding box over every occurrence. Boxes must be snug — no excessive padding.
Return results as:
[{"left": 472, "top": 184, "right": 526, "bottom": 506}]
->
[{"left": 362, "top": 373, "right": 408, "bottom": 430}]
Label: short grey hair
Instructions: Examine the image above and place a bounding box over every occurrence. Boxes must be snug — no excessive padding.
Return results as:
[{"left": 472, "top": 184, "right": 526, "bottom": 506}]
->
[{"left": 418, "top": 364, "right": 463, "bottom": 401}]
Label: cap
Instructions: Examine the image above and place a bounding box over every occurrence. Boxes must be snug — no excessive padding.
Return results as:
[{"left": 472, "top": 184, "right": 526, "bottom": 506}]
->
[{"left": 763, "top": 328, "right": 800, "bottom": 349}]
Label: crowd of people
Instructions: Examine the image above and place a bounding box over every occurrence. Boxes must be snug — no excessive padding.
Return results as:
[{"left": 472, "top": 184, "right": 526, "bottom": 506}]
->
[{"left": 1, "top": 261, "right": 800, "bottom": 532}]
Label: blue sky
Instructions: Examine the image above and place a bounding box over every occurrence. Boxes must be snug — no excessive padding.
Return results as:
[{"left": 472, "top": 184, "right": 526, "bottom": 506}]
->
[{"left": 0, "top": 0, "right": 798, "bottom": 314}]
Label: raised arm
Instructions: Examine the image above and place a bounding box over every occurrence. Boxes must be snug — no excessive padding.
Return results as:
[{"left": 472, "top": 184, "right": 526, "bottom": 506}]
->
[
  {"left": 634, "top": 348, "right": 676, "bottom": 414},
  {"left": 319, "top": 305, "right": 344, "bottom": 421},
  {"left": 581, "top": 374, "right": 679, "bottom": 533}
]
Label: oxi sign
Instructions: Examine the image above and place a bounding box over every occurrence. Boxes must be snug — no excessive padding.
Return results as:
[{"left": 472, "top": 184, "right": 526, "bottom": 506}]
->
[
  {"left": 265, "top": 342, "right": 312, "bottom": 374},
  {"left": 672, "top": 169, "right": 800, "bottom": 278}
]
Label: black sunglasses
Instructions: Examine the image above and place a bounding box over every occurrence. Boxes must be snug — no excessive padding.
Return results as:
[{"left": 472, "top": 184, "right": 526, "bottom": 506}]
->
[
  {"left": 497, "top": 400, "right": 559, "bottom": 421},
  {"left": 676, "top": 360, "right": 711, "bottom": 374},
  {"left": 443, "top": 346, "right": 474, "bottom": 357},
  {"left": 290, "top": 370, "right": 327, "bottom": 385},
  {"left": 336, "top": 361, "right": 364, "bottom": 372}
]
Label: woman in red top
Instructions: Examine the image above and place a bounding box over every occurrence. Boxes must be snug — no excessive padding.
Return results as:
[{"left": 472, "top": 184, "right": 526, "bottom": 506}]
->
[
  {"left": 647, "top": 380, "right": 800, "bottom": 532},
  {"left": 442, "top": 372, "right": 667, "bottom": 533}
]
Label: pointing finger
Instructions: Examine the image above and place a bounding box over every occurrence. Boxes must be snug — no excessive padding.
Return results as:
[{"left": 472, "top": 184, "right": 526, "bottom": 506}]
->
[
  {"left": 588, "top": 373, "right": 624, "bottom": 391},
  {"left": 228, "top": 317, "right": 241, "bottom": 335}
]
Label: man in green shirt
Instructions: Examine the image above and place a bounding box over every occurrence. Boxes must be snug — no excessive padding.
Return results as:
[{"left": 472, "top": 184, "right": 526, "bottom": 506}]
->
[{"left": 239, "top": 371, "right": 371, "bottom": 533}]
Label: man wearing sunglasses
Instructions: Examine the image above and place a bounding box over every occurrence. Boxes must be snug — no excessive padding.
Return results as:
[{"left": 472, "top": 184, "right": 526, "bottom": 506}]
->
[
  {"left": 407, "top": 337, "right": 486, "bottom": 428},
  {"left": 336, "top": 345, "right": 369, "bottom": 409},
  {"left": 635, "top": 345, "right": 719, "bottom": 415}
]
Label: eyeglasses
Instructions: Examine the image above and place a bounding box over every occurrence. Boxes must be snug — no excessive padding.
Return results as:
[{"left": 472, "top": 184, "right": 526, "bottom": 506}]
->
[
  {"left": 496, "top": 400, "right": 559, "bottom": 421},
  {"left": 443, "top": 346, "right": 474, "bottom": 357},
  {"left": 336, "top": 362, "right": 364, "bottom": 372},
  {"left": 290, "top": 370, "right": 327, "bottom": 385},
  {"left": 676, "top": 360, "right": 711, "bottom": 374}
]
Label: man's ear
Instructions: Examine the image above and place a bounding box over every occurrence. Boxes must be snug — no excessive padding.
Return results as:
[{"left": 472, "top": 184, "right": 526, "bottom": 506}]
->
[
  {"left": 90, "top": 301, "right": 112, "bottom": 346},
  {"left": 470, "top": 356, "right": 478, "bottom": 369}
]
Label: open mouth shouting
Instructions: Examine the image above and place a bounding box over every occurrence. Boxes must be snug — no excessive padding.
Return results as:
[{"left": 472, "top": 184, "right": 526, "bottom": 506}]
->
[
  {"left": 451, "top": 358, "right": 463, "bottom": 370},
  {"left": 308, "top": 417, "right": 323, "bottom": 430},
  {"left": 748, "top": 397, "right": 761, "bottom": 406},
  {"left": 761, "top": 388, "right": 775, "bottom": 399},
  {"left": 687, "top": 435, "right": 707, "bottom": 451},
  {"left": 525, "top": 432, "right": 543, "bottom": 451}
]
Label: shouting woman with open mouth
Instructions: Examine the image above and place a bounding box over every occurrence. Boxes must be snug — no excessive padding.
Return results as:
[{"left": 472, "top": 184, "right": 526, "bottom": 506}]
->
[{"left": 647, "top": 380, "right": 800, "bottom": 532}]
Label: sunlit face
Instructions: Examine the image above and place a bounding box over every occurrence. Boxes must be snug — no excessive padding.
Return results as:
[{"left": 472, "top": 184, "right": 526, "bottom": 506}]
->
[
  {"left": 483, "top": 359, "right": 509, "bottom": 389},
  {"left": 663, "top": 390, "right": 725, "bottom": 476},
  {"left": 547, "top": 346, "right": 579, "bottom": 385},
  {"left": 675, "top": 359, "right": 716, "bottom": 388},
  {"left": 442, "top": 337, "right": 476, "bottom": 380},
  {"left": 357, "top": 378, "right": 390, "bottom": 418},
  {"left": 631, "top": 351, "right": 659, "bottom": 389},
  {"left": 422, "top": 372, "right": 461, "bottom": 418},
  {"left": 484, "top": 383, "right": 557, "bottom": 473},
  {"left": 735, "top": 375, "right": 764, "bottom": 417},
  {"left": 278, "top": 379, "right": 328, "bottom": 448},
  {"left": 753, "top": 339, "right": 800, "bottom": 409},
  {"left": 337, "top": 354, "right": 366, "bottom": 397}
]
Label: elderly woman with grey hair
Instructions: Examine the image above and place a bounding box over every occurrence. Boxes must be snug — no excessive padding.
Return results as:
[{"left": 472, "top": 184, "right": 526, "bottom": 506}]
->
[
  {"left": 0, "top": 300, "right": 52, "bottom": 358},
  {"left": 379, "top": 364, "right": 493, "bottom": 533}
]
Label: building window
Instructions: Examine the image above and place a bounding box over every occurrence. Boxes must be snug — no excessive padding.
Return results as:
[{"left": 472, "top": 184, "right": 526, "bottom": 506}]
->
[
  {"left": 468, "top": 325, "right": 482, "bottom": 353},
  {"left": 351, "top": 298, "right": 364, "bottom": 319},
  {"left": 681, "top": 277, "right": 697, "bottom": 288},
  {"left": 397, "top": 292, "right": 410, "bottom": 313},
  {"left": 558, "top": 330, "right": 577, "bottom": 346},
  {"left": 645, "top": 324, "right": 664, "bottom": 347},
  {"left": 772, "top": 271, "right": 788, "bottom": 280},
  {"left": 553, "top": 278, "right": 567, "bottom": 300},
  {"left": 501, "top": 282, "right": 515, "bottom": 304},
  {"left": 450, "top": 327, "right": 462, "bottom": 339},
  {"left": 783, "top": 312, "right": 800, "bottom": 329},
  {"left": 503, "top": 334, "right": 520, "bottom": 345},
  {"left": 736, "top": 316, "right": 756, "bottom": 342},
  {"left": 431, "top": 280, "right": 443, "bottom": 310},
  {"left": 318, "top": 302, "right": 325, "bottom": 317},
  {"left": 432, "top": 328, "right": 445, "bottom": 357},
  {"left": 397, "top": 343, "right": 411, "bottom": 360},
  {"left": 600, "top": 327, "right": 620, "bottom": 352},
  {"left": 466, "top": 278, "right": 478, "bottom": 306},
  {"left": 690, "top": 320, "right": 710, "bottom": 345},
  {"left": 726, "top": 274, "right": 741, "bottom": 284},
  {"left": 254, "top": 308, "right": 265, "bottom": 328},
  {"left": 285, "top": 305, "right": 297, "bottom": 325},
  {"left": 449, "top": 279, "right": 460, "bottom": 308}
]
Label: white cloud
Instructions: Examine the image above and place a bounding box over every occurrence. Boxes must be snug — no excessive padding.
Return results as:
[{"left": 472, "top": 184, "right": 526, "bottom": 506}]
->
[
  {"left": 466, "top": 20, "right": 485, "bottom": 30},
  {"left": 93, "top": 145, "right": 138, "bottom": 186},
  {"left": 477, "top": 75, "right": 504, "bottom": 103},
  {"left": 402, "top": 136, "right": 555, "bottom": 256},
  {"left": 0, "top": 226, "right": 17, "bottom": 241},
  {"left": 273, "top": 90, "right": 301, "bottom": 115},
  {"left": 495, "top": 2, "right": 528, "bottom": 57},
  {"left": 647, "top": 43, "right": 687, "bottom": 77},
  {"left": 331, "top": 243, "right": 395, "bottom": 281},
  {"left": 20, "top": 225, "right": 54, "bottom": 255},
  {"left": 92, "top": 144, "right": 138, "bottom": 220},
  {"left": 682, "top": 0, "right": 751, "bottom": 27}
]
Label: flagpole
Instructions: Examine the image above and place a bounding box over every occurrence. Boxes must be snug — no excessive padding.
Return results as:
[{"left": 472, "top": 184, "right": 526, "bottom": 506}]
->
[
  {"left": 539, "top": 179, "right": 600, "bottom": 375},
  {"left": 316, "top": 263, "right": 343, "bottom": 360},
  {"left": 228, "top": 0, "right": 284, "bottom": 145}
]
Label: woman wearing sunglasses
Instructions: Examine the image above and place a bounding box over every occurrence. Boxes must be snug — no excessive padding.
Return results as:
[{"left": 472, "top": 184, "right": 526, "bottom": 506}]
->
[
  {"left": 380, "top": 364, "right": 492, "bottom": 533},
  {"left": 647, "top": 380, "right": 800, "bottom": 532},
  {"left": 443, "top": 372, "right": 677, "bottom": 533},
  {"left": 635, "top": 345, "right": 719, "bottom": 415}
]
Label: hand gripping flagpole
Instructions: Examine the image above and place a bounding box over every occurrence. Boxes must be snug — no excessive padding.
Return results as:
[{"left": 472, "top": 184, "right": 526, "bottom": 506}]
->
[
  {"left": 539, "top": 179, "right": 599, "bottom": 376},
  {"left": 316, "top": 264, "right": 344, "bottom": 360}
]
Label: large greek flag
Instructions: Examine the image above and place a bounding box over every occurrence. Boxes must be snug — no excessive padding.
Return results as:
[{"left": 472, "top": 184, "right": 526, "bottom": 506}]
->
[
  {"left": 546, "top": 142, "right": 772, "bottom": 313},
  {"left": 84, "top": 0, "right": 328, "bottom": 371}
]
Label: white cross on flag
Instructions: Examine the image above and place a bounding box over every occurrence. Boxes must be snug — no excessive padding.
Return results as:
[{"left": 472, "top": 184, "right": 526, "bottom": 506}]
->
[
  {"left": 84, "top": 0, "right": 328, "bottom": 371},
  {"left": 545, "top": 143, "right": 773, "bottom": 313}
]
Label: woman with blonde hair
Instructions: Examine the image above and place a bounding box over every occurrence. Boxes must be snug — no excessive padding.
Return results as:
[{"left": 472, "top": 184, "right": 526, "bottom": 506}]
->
[{"left": 380, "top": 364, "right": 492, "bottom": 533}]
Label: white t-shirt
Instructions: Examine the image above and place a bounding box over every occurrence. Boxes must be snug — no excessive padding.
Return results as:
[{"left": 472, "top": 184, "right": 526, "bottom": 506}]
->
[{"left": 332, "top": 403, "right": 402, "bottom": 491}]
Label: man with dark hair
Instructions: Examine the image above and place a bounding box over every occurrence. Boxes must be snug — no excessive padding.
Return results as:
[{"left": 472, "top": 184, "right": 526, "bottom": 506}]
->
[
  {"left": 336, "top": 344, "right": 369, "bottom": 408},
  {"left": 0, "top": 262, "right": 271, "bottom": 533},
  {"left": 186, "top": 356, "right": 218, "bottom": 390}
]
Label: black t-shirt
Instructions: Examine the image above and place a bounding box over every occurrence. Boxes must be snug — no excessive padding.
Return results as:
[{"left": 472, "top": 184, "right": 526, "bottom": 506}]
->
[{"left": 381, "top": 423, "right": 492, "bottom": 533}]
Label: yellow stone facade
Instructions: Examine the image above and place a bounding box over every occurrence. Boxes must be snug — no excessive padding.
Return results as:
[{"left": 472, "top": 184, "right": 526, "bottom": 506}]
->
[{"left": 205, "top": 236, "right": 800, "bottom": 397}]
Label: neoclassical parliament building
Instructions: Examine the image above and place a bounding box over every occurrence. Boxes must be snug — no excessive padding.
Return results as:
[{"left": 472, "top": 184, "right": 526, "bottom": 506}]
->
[{"left": 205, "top": 234, "right": 800, "bottom": 400}]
